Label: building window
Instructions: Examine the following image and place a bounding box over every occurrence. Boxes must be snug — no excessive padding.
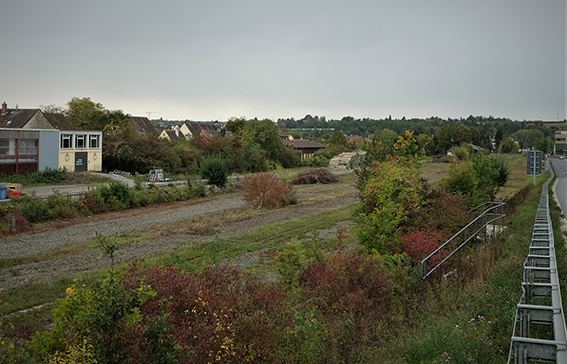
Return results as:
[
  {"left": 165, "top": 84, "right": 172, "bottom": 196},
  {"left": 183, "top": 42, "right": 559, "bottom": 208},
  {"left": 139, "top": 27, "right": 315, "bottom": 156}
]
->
[
  {"left": 18, "top": 139, "right": 38, "bottom": 159},
  {"left": 89, "top": 134, "right": 100, "bottom": 149},
  {"left": 0, "top": 139, "right": 9, "bottom": 156},
  {"left": 61, "top": 134, "right": 72, "bottom": 149},
  {"left": 76, "top": 135, "right": 86, "bottom": 149}
]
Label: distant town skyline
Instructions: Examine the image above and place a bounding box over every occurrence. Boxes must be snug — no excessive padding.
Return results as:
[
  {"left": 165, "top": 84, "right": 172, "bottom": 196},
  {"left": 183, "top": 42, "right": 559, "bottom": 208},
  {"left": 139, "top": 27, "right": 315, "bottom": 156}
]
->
[{"left": 1, "top": 1, "right": 565, "bottom": 122}]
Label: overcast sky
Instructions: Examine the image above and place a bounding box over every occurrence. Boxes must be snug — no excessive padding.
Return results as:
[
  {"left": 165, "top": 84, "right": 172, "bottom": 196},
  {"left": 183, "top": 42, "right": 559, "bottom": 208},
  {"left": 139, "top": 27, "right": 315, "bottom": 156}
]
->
[{"left": 1, "top": 1, "right": 565, "bottom": 121}]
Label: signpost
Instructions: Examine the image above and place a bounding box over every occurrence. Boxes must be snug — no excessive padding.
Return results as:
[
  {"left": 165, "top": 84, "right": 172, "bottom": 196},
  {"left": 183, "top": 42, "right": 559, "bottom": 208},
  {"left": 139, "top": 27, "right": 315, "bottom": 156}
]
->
[{"left": 527, "top": 150, "right": 542, "bottom": 185}]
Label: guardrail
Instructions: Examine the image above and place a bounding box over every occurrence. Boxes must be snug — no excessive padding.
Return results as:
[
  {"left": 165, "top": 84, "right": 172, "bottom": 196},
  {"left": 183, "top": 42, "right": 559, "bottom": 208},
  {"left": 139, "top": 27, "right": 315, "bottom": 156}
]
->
[
  {"left": 421, "top": 201, "right": 506, "bottom": 280},
  {"left": 508, "top": 168, "right": 567, "bottom": 363}
]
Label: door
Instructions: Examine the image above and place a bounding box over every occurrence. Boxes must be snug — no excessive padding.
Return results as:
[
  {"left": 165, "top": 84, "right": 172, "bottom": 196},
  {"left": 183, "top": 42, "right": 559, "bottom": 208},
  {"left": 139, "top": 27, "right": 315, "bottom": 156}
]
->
[{"left": 74, "top": 152, "right": 87, "bottom": 172}]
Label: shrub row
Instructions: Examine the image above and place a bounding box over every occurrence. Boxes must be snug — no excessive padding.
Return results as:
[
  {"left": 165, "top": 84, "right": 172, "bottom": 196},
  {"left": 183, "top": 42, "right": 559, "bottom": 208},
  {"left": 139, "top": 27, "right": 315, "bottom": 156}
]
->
[
  {"left": 0, "top": 168, "right": 66, "bottom": 186},
  {"left": 0, "top": 181, "right": 210, "bottom": 234}
]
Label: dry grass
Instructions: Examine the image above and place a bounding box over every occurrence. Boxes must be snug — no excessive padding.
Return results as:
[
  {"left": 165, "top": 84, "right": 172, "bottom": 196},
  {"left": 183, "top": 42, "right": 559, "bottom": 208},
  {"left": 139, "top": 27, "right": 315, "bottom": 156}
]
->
[
  {"left": 495, "top": 154, "right": 548, "bottom": 200},
  {"left": 420, "top": 161, "right": 451, "bottom": 187}
]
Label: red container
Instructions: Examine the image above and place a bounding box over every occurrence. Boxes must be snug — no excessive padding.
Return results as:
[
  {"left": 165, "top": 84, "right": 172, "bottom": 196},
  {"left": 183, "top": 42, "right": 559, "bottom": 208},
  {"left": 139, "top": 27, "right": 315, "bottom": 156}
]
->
[{"left": 6, "top": 191, "right": 22, "bottom": 198}]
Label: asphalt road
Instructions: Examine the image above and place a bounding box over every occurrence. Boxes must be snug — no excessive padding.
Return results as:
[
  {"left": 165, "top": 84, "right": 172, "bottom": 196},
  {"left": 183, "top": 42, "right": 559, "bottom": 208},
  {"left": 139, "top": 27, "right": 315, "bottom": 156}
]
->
[{"left": 550, "top": 157, "right": 567, "bottom": 214}]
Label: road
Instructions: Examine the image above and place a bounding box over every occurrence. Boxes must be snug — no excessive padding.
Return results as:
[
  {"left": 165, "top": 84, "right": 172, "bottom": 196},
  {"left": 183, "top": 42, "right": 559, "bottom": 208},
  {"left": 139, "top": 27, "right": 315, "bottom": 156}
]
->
[{"left": 550, "top": 158, "right": 567, "bottom": 214}]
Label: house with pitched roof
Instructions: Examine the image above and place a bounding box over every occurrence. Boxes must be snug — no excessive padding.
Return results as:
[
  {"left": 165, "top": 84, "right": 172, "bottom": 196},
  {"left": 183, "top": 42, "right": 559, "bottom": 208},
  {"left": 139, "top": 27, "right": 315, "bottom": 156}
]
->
[
  {"left": 159, "top": 128, "right": 183, "bottom": 143},
  {"left": 178, "top": 121, "right": 215, "bottom": 139},
  {"left": 130, "top": 116, "right": 158, "bottom": 135},
  {"left": 159, "top": 121, "right": 218, "bottom": 142},
  {"left": 0, "top": 102, "right": 54, "bottom": 129}
]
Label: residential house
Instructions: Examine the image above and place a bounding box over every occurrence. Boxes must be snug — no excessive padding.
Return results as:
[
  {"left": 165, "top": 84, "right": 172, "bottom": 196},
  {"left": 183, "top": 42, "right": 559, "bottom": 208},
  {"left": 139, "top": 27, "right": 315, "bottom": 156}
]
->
[
  {"left": 200, "top": 129, "right": 233, "bottom": 140},
  {"left": 130, "top": 116, "right": 158, "bottom": 135},
  {"left": 178, "top": 121, "right": 215, "bottom": 139},
  {"left": 282, "top": 139, "right": 326, "bottom": 160},
  {"left": 159, "top": 128, "right": 183, "bottom": 143},
  {"left": 0, "top": 102, "right": 54, "bottom": 129},
  {"left": 159, "top": 121, "right": 218, "bottom": 142}
]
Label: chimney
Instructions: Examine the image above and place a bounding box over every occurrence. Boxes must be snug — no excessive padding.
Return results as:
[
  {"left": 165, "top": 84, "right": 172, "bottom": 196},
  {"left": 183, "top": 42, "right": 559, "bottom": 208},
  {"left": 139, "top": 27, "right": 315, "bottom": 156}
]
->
[{"left": 1, "top": 102, "right": 6, "bottom": 114}]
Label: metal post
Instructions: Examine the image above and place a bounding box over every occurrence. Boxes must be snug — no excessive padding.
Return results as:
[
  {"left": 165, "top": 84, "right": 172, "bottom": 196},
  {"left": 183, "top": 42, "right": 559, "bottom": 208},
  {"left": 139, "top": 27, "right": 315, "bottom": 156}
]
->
[
  {"left": 533, "top": 150, "right": 536, "bottom": 186},
  {"left": 439, "top": 250, "right": 442, "bottom": 282},
  {"left": 452, "top": 238, "right": 455, "bottom": 264}
]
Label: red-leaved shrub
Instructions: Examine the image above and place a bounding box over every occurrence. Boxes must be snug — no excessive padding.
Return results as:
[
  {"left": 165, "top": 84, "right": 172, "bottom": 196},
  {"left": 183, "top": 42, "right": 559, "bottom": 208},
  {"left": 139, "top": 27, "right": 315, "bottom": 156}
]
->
[
  {"left": 123, "top": 264, "right": 290, "bottom": 363},
  {"left": 298, "top": 251, "right": 391, "bottom": 358},
  {"left": 300, "top": 251, "right": 391, "bottom": 317},
  {"left": 242, "top": 172, "right": 295, "bottom": 209},
  {"left": 399, "top": 228, "right": 444, "bottom": 265}
]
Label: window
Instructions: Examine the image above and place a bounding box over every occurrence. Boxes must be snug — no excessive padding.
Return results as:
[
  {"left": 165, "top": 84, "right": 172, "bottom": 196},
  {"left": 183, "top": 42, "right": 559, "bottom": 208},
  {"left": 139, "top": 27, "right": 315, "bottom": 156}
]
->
[
  {"left": 89, "top": 134, "right": 100, "bottom": 149},
  {"left": 61, "top": 134, "right": 72, "bottom": 149},
  {"left": 0, "top": 139, "right": 9, "bottom": 156},
  {"left": 18, "top": 139, "right": 38, "bottom": 159},
  {"left": 76, "top": 135, "right": 86, "bottom": 149}
]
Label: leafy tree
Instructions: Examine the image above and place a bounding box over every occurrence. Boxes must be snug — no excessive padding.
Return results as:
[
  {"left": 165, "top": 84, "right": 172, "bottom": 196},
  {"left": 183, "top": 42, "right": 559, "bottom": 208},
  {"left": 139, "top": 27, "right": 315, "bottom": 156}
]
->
[
  {"left": 471, "top": 153, "right": 499, "bottom": 200},
  {"left": 469, "top": 127, "right": 482, "bottom": 146},
  {"left": 453, "top": 144, "right": 472, "bottom": 160},
  {"left": 494, "top": 129, "right": 504, "bottom": 150},
  {"left": 511, "top": 129, "right": 544, "bottom": 149},
  {"left": 416, "top": 133, "right": 435, "bottom": 155},
  {"left": 436, "top": 125, "right": 454, "bottom": 153},
  {"left": 102, "top": 110, "right": 136, "bottom": 140},
  {"left": 225, "top": 116, "right": 246, "bottom": 136},
  {"left": 393, "top": 130, "right": 422, "bottom": 161},
  {"left": 242, "top": 118, "right": 285, "bottom": 166},
  {"left": 441, "top": 153, "right": 501, "bottom": 206},
  {"left": 454, "top": 124, "right": 472, "bottom": 144},
  {"left": 440, "top": 160, "right": 477, "bottom": 199},
  {"left": 66, "top": 97, "right": 106, "bottom": 129},
  {"left": 534, "top": 137, "right": 554, "bottom": 154},
  {"left": 499, "top": 137, "right": 519, "bottom": 154},
  {"left": 328, "top": 130, "right": 348, "bottom": 149}
]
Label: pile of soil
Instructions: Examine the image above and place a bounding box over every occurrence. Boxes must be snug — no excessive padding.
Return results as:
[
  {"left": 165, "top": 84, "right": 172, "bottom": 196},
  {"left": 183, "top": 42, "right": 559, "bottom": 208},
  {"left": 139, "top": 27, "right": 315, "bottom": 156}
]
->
[{"left": 292, "top": 169, "right": 339, "bottom": 185}]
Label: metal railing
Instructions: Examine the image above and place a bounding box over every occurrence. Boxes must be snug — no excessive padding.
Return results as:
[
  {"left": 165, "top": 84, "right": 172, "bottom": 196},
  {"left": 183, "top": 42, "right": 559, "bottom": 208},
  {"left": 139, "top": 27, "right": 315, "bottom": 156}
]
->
[
  {"left": 508, "top": 168, "right": 567, "bottom": 363},
  {"left": 421, "top": 201, "right": 506, "bottom": 280}
]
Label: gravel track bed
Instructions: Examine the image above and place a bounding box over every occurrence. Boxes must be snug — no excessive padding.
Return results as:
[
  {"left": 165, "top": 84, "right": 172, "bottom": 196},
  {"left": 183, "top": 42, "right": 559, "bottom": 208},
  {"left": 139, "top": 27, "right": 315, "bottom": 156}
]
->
[
  {"left": 0, "top": 197, "right": 249, "bottom": 259},
  {"left": 0, "top": 192, "right": 357, "bottom": 291}
]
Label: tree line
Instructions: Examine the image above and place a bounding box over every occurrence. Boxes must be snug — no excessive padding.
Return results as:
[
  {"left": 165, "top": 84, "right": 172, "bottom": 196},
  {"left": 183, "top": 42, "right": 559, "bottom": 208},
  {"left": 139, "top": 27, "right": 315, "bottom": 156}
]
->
[{"left": 38, "top": 98, "right": 562, "bottom": 178}]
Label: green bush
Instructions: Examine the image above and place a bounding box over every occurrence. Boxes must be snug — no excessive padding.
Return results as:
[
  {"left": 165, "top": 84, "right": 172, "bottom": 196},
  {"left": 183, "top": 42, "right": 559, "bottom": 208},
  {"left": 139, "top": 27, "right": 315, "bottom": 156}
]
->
[
  {"left": 491, "top": 156, "right": 510, "bottom": 187},
  {"left": 17, "top": 195, "right": 51, "bottom": 223},
  {"left": 0, "top": 167, "right": 66, "bottom": 186},
  {"left": 200, "top": 155, "right": 230, "bottom": 187},
  {"left": 300, "top": 151, "right": 329, "bottom": 167}
]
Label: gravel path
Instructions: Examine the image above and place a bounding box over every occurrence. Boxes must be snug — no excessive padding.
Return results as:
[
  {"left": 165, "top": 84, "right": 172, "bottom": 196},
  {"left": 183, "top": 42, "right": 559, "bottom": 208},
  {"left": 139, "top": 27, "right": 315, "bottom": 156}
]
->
[{"left": 0, "top": 186, "right": 358, "bottom": 291}]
